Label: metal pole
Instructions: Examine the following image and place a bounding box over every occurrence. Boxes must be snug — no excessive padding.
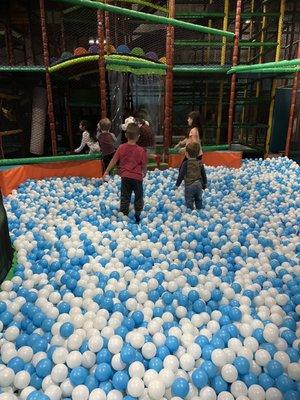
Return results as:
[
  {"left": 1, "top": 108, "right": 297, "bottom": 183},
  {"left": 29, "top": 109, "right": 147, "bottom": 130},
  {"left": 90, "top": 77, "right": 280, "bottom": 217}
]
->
[
  {"left": 265, "top": 0, "right": 285, "bottom": 154},
  {"left": 216, "top": 0, "right": 229, "bottom": 144},
  {"left": 227, "top": 0, "right": 242, "bottom": 146},
  {"left": 285, "top": 39, "right": 300, "bottom": 156},
  {"left": 65, "top": 85, "right": 74, "bottom": 152},
  {"left": 52, "top": 0, "right": 234, "bottom": 38},
  {"left": 163, "top": 0, "right": 175, "bottom": 151},
  {"left": 39, "top": 0, "right": 57, "bottom": 156},
  {"left": 97, "top": 10, "right": 107, "bottom": 118},
  {"left": 5, "top": 5, "right": 15, "bottom": 66},
  {"left": 254, "top": 3, "right": 267, "bottom": 144},
  {"left": 60, "top": 13, "right": 66, "bottom": 53}
]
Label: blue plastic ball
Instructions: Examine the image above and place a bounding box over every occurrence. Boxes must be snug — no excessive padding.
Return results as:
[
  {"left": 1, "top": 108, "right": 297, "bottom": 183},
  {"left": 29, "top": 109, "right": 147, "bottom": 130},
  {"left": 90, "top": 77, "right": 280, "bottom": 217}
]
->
[{"left": 171, "top": 378, "right": 189, "bottom": 398}]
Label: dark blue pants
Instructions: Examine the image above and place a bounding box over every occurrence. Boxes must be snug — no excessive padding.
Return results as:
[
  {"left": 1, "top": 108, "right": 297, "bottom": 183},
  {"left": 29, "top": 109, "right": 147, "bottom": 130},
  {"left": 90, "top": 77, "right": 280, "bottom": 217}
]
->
[
  {"left": 185, "top": 182, "right": 203, "bottom": 210},
  {"left": 120, "top": 178, "right": 144, "bottom": 221}
]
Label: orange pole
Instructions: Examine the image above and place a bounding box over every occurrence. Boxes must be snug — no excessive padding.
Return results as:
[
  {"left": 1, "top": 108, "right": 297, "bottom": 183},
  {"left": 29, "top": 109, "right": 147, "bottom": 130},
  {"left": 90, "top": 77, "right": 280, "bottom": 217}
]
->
[
  {"left": 97, "top": 10, "right": 108, "bottom": 118},
  {"left": 39, "top": 0, "right": 57, "bottom": 156},
  {"left": 164, "top": 0, "right": 175, "bottom": 150},
  {"left": 227, "top": 0, "right": 242, "bottom": 146},
  {"left": 285, "top": 39, "right": 300, "bottom": 156}
]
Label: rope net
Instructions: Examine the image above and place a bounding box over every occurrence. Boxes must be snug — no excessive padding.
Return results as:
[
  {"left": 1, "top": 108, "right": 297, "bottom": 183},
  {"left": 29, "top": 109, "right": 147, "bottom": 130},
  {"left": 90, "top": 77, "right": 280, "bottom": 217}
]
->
[{"left": 0, "top": 0, "right": 299, "bottom": 157}]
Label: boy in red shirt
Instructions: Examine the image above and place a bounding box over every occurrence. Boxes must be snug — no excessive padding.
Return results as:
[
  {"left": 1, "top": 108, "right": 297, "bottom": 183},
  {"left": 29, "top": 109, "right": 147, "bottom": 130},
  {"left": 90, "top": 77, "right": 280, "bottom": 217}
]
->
[{"left": 103, "top": 123, "right": 147, "bottom": 223}]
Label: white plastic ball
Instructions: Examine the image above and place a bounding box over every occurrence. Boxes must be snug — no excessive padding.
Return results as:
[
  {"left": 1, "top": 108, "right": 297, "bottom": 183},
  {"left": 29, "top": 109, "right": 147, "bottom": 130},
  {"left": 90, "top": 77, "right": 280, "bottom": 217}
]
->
[
  {"left": 51, "top": 363, "right": 68, "bottom": 383},
  {"left": 13, "top": 371, "right": 30, "bottom": 390},
  {"left": 230, "top": 381, "right": 248, "bottom": 398},
  {"left": 254, "top": 349, "right": 271, "bottom": 367},
  {"left": 221, "top": 364, "right": 238, "bottom": 383},
  {"left": 89, "top": 388, "right": 107, "bottom": 400},
  {"left": 248, "top": 385, "right": 265, "bottom": 400},
  {"left": 72, "top": 385, "right": 89, "bottom": 400},
  {"left": 148, "top": 379, "right": 166, "bottom": 400},
  {"left": 127, "top": 377, "right": 145, "bottom": 397},
  {"left": 129, "top": 361, "right": 146, "bottom": 378}
]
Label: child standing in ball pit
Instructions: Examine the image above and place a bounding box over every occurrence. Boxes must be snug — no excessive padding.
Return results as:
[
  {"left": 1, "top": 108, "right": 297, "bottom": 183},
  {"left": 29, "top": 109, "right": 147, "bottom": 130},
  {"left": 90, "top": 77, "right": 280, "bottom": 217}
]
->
[
  {"left": 176, "top": 142, "right": 207, "bottom": 210},
  {"left": 103, "top": 123, "right": 147, "bottom": 224},
  {"left": 97, "top": 118, "right": 117, "bottom": 170},
  {"left": 75, "top": 120, "right": 100, "bottom": 154}
]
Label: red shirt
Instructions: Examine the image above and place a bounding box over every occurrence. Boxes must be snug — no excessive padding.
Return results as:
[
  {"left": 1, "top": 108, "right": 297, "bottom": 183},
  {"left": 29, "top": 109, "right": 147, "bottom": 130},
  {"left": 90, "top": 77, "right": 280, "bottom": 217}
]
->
[{"left": 114, "top": 143, "right": 147, "bottom": 181}]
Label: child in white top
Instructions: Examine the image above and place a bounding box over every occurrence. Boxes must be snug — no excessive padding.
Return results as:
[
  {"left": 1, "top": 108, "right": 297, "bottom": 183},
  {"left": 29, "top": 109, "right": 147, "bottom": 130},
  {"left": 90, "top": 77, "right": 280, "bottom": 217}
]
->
[{"left": 75, "top": 120, "right": 100, "bottom": 154}]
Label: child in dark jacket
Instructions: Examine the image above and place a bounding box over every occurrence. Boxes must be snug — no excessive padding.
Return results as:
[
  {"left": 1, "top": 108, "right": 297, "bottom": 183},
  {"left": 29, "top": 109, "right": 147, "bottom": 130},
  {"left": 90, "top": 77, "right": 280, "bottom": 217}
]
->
[{"left": 176, "top": 142, "right": 207, "bottom": 210}]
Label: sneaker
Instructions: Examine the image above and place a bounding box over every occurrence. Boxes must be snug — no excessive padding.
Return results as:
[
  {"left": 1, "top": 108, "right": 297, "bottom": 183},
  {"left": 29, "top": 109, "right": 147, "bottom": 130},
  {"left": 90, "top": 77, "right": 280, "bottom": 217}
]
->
[{"left": 135, "top": 215, "right": 141, "bottom": 224}]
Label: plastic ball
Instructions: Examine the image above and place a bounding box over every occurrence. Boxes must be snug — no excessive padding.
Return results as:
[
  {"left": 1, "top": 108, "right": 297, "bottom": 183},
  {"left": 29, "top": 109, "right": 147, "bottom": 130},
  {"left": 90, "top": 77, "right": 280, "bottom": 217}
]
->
[
  {"left": 171, "top": 378, "right": 189, "bottom": 398},
  {"left": 221, "top": 364, "right": 238, "bottom": 383},
  {"left": 148, "top": 379, "right": 166, "bottom": 400},
  {"left": 127, "top": 377, "right": 144, "bottom": 397}
]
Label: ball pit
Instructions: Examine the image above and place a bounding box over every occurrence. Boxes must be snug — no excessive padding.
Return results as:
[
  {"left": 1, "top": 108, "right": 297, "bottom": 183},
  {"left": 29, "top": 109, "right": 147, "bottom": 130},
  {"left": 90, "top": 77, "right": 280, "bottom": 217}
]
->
[{"left": 1, "top": 157, "right": 300, "bottom": 399}]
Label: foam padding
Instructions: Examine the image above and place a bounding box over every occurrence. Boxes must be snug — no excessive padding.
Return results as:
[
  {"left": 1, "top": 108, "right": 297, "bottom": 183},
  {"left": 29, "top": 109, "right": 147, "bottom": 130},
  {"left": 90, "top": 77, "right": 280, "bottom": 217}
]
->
[
  {"left": 168, "top": 151, "right": 242, "bottom": 169},
  {"left": 0, "top": 160, "right": 103, "bottom": 196}
]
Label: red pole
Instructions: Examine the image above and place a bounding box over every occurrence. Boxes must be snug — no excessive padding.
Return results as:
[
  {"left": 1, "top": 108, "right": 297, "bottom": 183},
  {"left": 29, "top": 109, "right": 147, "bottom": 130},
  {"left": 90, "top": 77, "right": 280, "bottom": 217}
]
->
[
  {"left": 60, "top": 14, "right": 66, "bottom": 53},
  {"left": 39, "top": 0, "right": 57, "bottom": 156},
  {"left": 97, "top": 10, "right": 108, "bottom": 119},
  {"left": 104, "top": 0, "right": 111, "bottom": 47},
  {"left": 163, "top": 0, "right": 175, "bottom": 151},
  {"left": 227, "top": 0, "right": 242, "bottom": 146},
  {"left": 285, "top": 39, "right": 300, "bottom": 157}
]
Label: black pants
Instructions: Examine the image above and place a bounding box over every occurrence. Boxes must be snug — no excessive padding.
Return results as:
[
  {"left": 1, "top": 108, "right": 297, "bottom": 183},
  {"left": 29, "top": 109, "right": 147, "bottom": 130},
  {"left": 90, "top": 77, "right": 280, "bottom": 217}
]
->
[
  {"left": 120, "top": 178, "right": 143, "bottom": 219},
  {"left": 102, "top": 152, "right": 116, "bottom": 171}
]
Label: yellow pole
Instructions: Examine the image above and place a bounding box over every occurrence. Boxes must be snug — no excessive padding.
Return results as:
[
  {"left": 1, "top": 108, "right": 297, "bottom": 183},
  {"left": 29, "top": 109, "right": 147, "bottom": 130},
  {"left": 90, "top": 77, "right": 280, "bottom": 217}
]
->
[
  {"left": 265, "top": 0, "right": 285, "bottom": 154},
  {"left": 240, "top": 0, "right": 255, "bottom": 144},
  {"left": 254, "top": 3, "right": 267, "bottom": 145},
  {"left": 204, "top": 0, "right": 213, "bottom": 122},
  {"left": 216, "top": 0, "right": 229, "bottom": 144},
  {"left": 206, "top": 0, "right": 213, "bottom": 64}
]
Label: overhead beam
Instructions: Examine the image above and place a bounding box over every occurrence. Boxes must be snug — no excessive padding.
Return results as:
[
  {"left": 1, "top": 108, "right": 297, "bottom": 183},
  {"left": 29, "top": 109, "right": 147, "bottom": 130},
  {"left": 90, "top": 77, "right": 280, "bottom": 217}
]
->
[{"left": 51, "top": 0, "right": 234, "bottom": 37}]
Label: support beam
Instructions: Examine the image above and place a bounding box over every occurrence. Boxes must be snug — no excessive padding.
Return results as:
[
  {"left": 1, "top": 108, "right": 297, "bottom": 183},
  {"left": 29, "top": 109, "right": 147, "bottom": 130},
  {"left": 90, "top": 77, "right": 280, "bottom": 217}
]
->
[
  {"left": 265, "top": 0, "right": 286, "bottom": 154},
  {"left": 228, "top": 58, "right": 300, "bottom": 73},
  {"left": 52, "top": 0, "right": 234, "bottom": 38},
  {"left": 97, "top": 10, "right": 107, "bottom": 118},
  {"left": 285, "top": 40, "right": 300, "bottom": 157},
  {"left": 227, "top": 0, "right": 242, "bottom": 147},
  {"left": 164, "top": 0, "right": 175, "bottom": 150},
  {"left": 216, "top": 0, "right": 229, "bottom": 145},
  {"left": 39, "top": 0, "right": 57, "bottom": 156}
]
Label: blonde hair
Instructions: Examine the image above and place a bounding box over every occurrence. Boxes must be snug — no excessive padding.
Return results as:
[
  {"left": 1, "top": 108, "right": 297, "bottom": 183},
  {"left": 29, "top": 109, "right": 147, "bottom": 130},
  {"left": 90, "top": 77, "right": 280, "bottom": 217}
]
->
[{"left": 99, "top": 118, "right": 111, "bottom": 132}]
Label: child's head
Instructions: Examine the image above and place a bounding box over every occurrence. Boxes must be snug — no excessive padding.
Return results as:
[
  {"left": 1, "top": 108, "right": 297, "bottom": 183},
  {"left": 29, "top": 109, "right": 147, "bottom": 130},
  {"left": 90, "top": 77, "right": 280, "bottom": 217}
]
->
[
  {"left": 125, "top": 123, "right": 140, "bottom": 142},
  {"left": 79, "top": 120, "right": 89, "bottom": 131},
  {"left": 187, "top": 111, "right": 202, "bottom": 128},
  {"left": 186, "top": 142, "right": 200, "bottom": 158},
  {"left": 99, "top": 118, "right": 111, "bottom": 132}
]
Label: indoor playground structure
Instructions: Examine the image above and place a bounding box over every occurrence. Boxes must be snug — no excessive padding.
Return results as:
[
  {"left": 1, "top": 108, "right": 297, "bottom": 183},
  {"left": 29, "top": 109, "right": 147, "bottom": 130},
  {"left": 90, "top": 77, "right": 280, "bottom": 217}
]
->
[{"left": 0, "top": 1, "right": 300, "bottom": 400}]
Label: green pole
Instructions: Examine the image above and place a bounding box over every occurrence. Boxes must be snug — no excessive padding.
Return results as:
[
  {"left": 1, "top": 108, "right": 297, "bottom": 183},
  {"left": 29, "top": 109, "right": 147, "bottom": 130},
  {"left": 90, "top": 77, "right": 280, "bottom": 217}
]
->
[
  {"left": 52, "top": 0, "right": 234, "bottom": 37},
  {"left": 174, "top": 66, "right": 229, "bottom": 73},
  {"left": 228, "top": 58, "right": 300, "bottom": 73},
  {"left": 233, "top": 67, "right": 300, "bottom": 74},
  {"left": 0, "top": 66, "right": 45, "bottom": 72}
]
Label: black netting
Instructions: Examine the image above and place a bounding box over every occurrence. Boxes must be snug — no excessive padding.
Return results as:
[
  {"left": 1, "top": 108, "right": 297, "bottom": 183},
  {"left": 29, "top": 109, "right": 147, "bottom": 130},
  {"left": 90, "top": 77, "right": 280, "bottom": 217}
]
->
[
  {"left": 0, "top": 191, "right": 13, "bottom": 283},
  {"left": 0, "top": 0, "right": 300, "bottom": 156}
]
